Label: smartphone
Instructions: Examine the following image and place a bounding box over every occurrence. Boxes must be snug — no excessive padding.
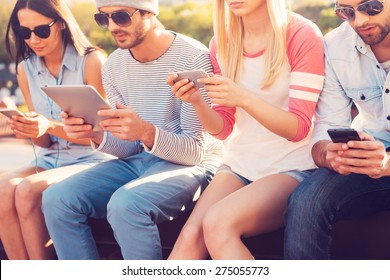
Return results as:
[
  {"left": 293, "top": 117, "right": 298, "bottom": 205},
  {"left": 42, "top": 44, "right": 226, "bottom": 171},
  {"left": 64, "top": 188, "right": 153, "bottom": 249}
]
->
[
  {"left": 0, "top": 108, "right": 24, "bottom": 119},
  {"left": 327, "top": 128, "right": 362, "bottom": 143},
  {"left": 172, "top": 69, "right": 209, "bottom": 88}
]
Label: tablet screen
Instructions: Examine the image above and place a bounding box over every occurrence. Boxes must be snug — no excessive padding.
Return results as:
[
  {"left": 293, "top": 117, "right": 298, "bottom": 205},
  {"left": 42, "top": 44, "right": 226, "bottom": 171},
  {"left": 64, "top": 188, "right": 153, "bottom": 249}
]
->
[{"left": 41, "top": 85, "right": 111, "bottom": 131}]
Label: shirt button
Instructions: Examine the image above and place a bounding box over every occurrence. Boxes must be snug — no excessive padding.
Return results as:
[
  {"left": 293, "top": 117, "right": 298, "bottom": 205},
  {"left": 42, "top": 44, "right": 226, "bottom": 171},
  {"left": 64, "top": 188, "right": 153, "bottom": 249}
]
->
[
  {"left": 386, "top": 88, "right": 390, "bottom": 94},
  {"left": 360, "top": 94, "right": 366, "bottom": 100},
  {"left": 377, "top": 65, "right": 381, "bottom": 69},
  {"left": 387, "top": 116, "right": 390, "bottom": 121}
]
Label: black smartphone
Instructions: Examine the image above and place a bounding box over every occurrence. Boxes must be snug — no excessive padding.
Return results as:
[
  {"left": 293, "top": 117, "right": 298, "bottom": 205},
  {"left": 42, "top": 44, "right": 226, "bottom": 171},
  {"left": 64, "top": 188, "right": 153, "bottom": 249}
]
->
[{"left": 327, "top": 128, "right": 362, "bottom": 143}]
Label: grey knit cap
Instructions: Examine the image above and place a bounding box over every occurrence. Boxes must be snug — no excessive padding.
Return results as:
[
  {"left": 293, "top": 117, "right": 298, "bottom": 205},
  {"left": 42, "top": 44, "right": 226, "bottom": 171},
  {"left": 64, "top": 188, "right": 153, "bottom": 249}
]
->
[{"left": 95, "top": 0, "right": 159, "bottom": 15}]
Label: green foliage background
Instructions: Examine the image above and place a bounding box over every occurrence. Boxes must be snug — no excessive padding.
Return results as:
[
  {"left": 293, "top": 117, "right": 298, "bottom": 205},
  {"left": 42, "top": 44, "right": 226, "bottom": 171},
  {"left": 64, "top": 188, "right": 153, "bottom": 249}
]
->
[{"left": 0, "top": 0, "right": 340, "bottom": 64}]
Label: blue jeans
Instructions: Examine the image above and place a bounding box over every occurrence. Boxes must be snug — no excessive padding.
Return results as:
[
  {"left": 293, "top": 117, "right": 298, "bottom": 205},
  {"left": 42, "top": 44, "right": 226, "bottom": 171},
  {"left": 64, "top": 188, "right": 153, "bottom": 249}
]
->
[
  {"left": 42, "top": 152, "right": 212, "bottom": 260},
  {"left": 284, "top": 168, "right": 390, "bottom": 259}
]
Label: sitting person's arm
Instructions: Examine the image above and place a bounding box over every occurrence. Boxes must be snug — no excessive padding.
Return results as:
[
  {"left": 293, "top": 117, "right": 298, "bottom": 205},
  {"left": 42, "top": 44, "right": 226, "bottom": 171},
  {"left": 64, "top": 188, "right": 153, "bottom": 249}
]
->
[
  {"left": 14, "top": 53, "right": 107, "bottom": 147},
  {"left": 311, "top": 51, "right": 389, "bottom": 178}
]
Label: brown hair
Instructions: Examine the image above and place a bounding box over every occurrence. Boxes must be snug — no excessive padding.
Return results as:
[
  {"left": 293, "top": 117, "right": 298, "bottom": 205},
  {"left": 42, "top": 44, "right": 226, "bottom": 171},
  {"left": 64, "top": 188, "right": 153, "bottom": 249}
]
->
[{"left": 5, "top": 0, "right": 105, "bottom": 73}]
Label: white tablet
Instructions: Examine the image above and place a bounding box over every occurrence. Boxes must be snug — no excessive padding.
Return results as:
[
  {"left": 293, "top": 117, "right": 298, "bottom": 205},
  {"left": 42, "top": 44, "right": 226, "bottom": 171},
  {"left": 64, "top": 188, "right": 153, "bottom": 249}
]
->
[{"left": 41, "top": 85, "right": 111, "bottom": 131}]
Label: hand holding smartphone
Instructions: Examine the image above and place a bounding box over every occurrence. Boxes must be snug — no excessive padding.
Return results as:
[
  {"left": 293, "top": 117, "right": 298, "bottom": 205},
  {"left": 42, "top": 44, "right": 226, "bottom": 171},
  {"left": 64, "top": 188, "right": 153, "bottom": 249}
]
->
[
  {"left": 327, "top": 128, "right": 362, "bottom": 143},
  {"left": 0, "top": 108, "right": 24, "bottom": 119},
  {"left": 172, "top": 69, "right": 209, "bottom": 88}
]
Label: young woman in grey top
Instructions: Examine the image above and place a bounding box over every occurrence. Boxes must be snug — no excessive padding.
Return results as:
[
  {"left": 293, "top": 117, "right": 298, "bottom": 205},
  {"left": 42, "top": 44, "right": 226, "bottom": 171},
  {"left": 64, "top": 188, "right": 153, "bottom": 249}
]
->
[{"left": 1, "top": 0, "right": 112, "bottom": 259}]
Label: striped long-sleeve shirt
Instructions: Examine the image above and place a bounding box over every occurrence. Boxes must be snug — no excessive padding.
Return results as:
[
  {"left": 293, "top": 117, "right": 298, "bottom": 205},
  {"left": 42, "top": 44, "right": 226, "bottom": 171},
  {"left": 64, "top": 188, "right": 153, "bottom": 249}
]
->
[
  {"left": 95, "top": 32, "right": 224, "bottom": 173},
  {"left": 209, "top": 13, "right": 325, "bottom": 181}
]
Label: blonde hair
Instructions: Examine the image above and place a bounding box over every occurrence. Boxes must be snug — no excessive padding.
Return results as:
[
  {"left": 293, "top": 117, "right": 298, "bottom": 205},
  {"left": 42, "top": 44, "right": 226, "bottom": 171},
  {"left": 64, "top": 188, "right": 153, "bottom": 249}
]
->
[{"left": 213, "top": 0, "right": 289, "bottom": 88}]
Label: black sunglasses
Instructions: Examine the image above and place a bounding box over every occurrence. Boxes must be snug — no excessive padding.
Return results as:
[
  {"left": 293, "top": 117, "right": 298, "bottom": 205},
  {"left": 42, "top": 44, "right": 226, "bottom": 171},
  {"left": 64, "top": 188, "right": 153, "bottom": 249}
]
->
[
  {"left": 14, "top": 19, "right": 57, "bottom": 40},
  {"left": 94, "top": 10, "right": 139, "bottom": 28},
  {"left": 335, "top": 0, "right": 385, "bottom": 21}
]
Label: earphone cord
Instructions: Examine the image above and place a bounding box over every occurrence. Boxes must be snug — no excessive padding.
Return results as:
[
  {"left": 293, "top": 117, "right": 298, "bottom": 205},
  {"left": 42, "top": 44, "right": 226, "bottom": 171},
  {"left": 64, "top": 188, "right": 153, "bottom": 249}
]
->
[
  {"left": 52, "top": 33, "right": 67, "bottom": 168},
  {"left": 30, "top": 138, "right": 39, "bottom": 174},
  {"left": 37, "top": 38, "right": 66, "bottom": 170}
]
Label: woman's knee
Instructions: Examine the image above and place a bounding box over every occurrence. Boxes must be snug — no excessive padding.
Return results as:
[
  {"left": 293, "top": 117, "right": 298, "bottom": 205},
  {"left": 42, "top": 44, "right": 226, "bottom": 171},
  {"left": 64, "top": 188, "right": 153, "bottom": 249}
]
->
[
  {"left": 14, "top": 179, "right": 44, "bottom": 217},
  {"left": 0, "top": 178, "right": 18, "bottom": 214},
  {"left": 177, "top": 222, "right": 205, "bottom": 247},
  {"left": 203, "top": 205, "right": 232, "bottom": 246}
]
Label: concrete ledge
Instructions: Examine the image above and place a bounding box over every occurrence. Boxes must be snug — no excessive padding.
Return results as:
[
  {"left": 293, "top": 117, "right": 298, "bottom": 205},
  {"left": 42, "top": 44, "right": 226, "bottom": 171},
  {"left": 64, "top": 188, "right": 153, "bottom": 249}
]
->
[{"left": 89, "top": 209, "right": 390, "bottom": 260}]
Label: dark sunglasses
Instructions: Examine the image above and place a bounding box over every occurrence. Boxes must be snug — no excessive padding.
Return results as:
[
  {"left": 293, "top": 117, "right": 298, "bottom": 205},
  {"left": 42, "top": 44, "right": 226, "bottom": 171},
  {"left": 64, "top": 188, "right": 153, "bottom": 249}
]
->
[
  {"left": 14, "top": 19, "right": 57, "bottom": 40},
  {"left": 335, "top": 0, "right": 385, "bottom": 21},
  {"left": 94, "top": 10, "right": 139, "bottom": 28}
]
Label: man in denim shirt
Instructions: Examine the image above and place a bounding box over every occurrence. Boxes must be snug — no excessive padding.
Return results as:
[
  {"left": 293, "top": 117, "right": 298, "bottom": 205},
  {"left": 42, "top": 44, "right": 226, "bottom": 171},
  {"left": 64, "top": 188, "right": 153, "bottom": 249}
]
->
[{"left": 284, "top": 0, "right": 390, "bottom": 259}]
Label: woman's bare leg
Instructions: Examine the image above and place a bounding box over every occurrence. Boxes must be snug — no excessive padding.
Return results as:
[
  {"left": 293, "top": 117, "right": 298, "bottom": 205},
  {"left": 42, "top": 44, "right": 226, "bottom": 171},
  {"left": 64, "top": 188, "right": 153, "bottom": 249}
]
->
[
  {"left": 0, "top": 166, "right": 43, "bottom": 259},
  {"left": 168, "top": 172, "right": 244, "bottom": 259},
  {"left": 15, "top": 164, "right": 94, "bottom": 259},
  {"left": 203, "top": 174, "right": 299, "bottom": 259}
]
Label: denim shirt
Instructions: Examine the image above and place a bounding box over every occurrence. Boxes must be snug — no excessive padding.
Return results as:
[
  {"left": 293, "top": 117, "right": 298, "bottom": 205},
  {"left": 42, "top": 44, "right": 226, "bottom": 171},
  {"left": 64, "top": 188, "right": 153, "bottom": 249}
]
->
[
  {"left": 23, "top": 45, "right": 111, "bottom": 163},
  {"left": 311, "top": 22, "right": 390, "bottom": 149},
  {"left": 24, "top": 45, "right": 82, "bottom": 127}
]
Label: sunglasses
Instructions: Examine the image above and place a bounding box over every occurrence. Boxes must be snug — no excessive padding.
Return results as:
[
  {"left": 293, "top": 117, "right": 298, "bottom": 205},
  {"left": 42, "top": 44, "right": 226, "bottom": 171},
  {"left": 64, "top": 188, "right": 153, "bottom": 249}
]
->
[
  {"left": 334, "top": 0, "right": 385, "bottom": 21},
  {"left": 14, "top": 19, "right": 57, "bottom": 40},
  {"left": 94, "top": 10, "right": 139, "bottom": 28}
]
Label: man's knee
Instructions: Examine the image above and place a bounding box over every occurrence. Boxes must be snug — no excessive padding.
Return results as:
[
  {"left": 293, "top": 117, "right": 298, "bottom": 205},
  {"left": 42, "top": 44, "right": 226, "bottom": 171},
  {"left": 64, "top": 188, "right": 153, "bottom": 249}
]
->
[
  {"left": 286, "top": 170, "right": 341, "bottom": 224},
  {"left": 42, "top": 182, "right": 73, "bottom": 216},
  {"left": 286, "top": 185, "right": 313, "bottom": 219},
  {"left": 107, "top": 189, "right": 143, "bottom": 220},
  {"left": 285, "top": 180, "right": 329, "bottom": 226}
]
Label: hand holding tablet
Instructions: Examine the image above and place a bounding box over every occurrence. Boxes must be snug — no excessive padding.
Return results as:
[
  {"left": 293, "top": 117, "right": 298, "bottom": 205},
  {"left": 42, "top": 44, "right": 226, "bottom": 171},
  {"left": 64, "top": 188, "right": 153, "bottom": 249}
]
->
[{"left": 41, "top": 85, "right": 111, "bottom": 131}]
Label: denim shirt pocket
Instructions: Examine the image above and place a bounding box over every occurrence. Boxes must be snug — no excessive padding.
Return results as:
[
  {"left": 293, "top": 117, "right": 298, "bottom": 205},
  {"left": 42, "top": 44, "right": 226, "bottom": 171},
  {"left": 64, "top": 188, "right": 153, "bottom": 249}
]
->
[
  {"left": 345, "top": 87, "right": 384, "bottom": 123},
  {"left": 344, "top": 87, "right": 382, "bottom": 107}
]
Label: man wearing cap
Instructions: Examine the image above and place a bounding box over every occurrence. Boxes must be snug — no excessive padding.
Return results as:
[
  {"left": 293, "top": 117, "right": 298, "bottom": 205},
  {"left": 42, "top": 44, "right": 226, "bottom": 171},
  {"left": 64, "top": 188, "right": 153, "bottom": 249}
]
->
[
  {"left": 42, "top": 0, "right": 223, "bottom": 260},
  {"left": 284, "top": 0, "right": 390, "bottom": 259}
]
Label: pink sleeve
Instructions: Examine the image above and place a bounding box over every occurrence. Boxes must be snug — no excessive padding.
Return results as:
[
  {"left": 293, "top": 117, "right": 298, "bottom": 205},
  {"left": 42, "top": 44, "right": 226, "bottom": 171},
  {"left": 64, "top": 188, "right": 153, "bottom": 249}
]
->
[
  {"left": 211, "top": 105, "right": 236, "bottom": 140},
  {"left": 208, "top": 37, "right": 236, "bottom": 140},
  {"left": 286, "top": 16, "right": 325, "bottom": 142}
]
